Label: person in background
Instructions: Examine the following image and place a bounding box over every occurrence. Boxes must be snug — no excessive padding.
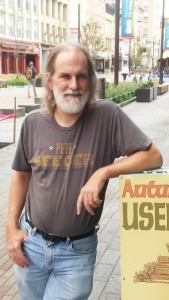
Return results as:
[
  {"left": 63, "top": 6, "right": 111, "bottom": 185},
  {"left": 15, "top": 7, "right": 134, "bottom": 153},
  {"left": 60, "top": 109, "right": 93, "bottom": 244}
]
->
[
  {"left": 25, "top": 61, "right": 37, "bottom": 98},
  {"left": 6, "top": 42, "right": 163, "bottom": 300},
  {"left": 121, "top": 63, "right": 129, "bottom": 81}
]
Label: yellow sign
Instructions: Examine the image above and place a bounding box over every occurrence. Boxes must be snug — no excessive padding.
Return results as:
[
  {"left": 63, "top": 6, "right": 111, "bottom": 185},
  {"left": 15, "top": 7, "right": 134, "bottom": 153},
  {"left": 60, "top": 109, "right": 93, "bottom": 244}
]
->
[{"left": 120, "top": 171, "right": 169, "bottom": 300}]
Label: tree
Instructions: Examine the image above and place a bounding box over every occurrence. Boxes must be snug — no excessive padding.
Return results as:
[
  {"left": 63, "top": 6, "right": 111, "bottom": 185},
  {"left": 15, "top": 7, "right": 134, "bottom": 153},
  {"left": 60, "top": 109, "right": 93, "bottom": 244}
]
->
[
  {"left": 131, "top": 36, "right": 145, "bottom": 67},
  {"left": 81, "top": 18, "right": 106, "bottom": 58}
]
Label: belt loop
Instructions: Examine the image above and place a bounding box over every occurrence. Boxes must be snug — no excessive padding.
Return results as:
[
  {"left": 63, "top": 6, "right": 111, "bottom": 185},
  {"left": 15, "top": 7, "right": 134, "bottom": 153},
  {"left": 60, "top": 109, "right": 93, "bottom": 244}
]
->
[
  {"left": 95, "top": 224, "right": 100, "bottom": 232},
  {"left": 66, "top": 237, "right": 71, "bottom": 244},
  {"left": 31, "top": 226, "right": 37, "bottom": 236}
]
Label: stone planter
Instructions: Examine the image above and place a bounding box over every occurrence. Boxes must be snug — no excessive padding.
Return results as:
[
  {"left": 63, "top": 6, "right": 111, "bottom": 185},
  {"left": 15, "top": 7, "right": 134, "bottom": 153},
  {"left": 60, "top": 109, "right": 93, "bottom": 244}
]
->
[
  {"left": 36, "top": 78, "right": 43, "bottom": 87},
  {"left": 136, "top": 87, "right": 154, "bottom": 102},
  {"left": 153, "top": 86, "right": 157, "bottom": 99}
]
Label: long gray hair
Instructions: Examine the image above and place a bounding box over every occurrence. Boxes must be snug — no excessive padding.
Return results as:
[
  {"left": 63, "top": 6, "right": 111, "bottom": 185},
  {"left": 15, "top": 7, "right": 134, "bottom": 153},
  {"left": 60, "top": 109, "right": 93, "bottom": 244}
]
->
[{"left": 42, "top": 42, "right": 97, "bottom": 115}]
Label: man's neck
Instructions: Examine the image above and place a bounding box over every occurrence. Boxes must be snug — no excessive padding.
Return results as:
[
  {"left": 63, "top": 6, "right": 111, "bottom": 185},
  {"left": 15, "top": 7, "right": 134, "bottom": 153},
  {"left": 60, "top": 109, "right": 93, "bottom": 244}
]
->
[{"left": 54, "top": 106, "right": 84, "bottom": 127}]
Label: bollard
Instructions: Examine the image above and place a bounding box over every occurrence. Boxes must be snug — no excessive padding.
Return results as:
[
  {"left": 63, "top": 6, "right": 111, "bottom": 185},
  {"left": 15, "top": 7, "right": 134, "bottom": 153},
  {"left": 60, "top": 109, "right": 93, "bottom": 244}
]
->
[{"left": 98, "top": 78, "right": 105, "bottom": 99}]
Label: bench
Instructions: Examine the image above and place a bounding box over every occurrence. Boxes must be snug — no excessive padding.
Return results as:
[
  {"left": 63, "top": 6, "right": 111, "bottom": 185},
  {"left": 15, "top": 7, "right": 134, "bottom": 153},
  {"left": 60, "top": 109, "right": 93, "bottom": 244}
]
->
[{"left": 157, "top": 85, "right": 168, "bottom": 95}]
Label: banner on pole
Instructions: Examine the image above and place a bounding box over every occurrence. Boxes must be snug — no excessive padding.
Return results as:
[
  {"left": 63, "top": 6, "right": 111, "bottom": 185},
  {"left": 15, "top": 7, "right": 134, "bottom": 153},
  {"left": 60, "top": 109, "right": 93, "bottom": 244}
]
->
[
  {"left": 121, "top": 0, "right": 135, "bottom": 37},
  {"left": 120, "top": 169, "right": 169, "bottom": 300},
  {"left": 164, "top": 20, "right": 169, "bottom": 49}
]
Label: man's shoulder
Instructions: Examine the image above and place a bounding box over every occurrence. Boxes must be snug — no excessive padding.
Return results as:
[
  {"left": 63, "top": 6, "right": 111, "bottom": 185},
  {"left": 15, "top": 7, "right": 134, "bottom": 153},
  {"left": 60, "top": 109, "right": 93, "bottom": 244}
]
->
[{"left": 95, "top": 99, "right": 118, "bottom": 113}]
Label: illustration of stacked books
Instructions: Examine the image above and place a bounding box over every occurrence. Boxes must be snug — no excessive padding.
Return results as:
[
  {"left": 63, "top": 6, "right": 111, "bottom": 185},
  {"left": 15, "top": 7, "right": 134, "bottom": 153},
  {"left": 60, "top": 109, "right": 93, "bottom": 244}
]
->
[{"left": 134, "top": 244, "right": 169, "bottom": 284}]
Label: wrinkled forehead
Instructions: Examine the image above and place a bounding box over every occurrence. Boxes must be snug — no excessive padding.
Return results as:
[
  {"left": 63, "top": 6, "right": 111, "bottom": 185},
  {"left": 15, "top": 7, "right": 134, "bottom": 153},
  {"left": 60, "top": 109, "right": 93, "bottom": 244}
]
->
[{"left": 56, "top": 46, "right": 87, "bottom": 64}]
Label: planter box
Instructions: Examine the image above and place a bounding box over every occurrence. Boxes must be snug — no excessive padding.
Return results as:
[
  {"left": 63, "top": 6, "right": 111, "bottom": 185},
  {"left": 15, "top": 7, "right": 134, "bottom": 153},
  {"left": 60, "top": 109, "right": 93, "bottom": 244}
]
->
[
  {"left": 136, "top": 87, "right": 154, "bottom": 102},
  {"left": 157, "top": 85, "right": 168, "bottom": 95},
  {"left": 153, "top": 86, "right": 157, "bottom": 99},
  {"left": 36, "top": 78, "right": 43, "bottom": 87}
]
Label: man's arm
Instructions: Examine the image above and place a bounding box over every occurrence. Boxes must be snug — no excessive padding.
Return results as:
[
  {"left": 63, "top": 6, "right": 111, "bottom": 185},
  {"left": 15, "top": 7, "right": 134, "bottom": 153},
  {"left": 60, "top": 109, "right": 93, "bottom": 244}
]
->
[
  {"left": 77, "top": 143, "right": 163, "bottom": 215},
  {"left": 6, "top": 171, "right": 31, "bottom": 267}
]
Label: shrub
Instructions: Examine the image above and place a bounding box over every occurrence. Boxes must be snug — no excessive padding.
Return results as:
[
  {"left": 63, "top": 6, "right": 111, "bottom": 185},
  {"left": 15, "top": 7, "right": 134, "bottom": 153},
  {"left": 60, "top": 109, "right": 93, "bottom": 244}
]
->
[
  {"left": 105, "top": 82, "right": 139, "bottom": 104},
  {"left": 7, "top": 76, "right": 27, "bottom": 86}
]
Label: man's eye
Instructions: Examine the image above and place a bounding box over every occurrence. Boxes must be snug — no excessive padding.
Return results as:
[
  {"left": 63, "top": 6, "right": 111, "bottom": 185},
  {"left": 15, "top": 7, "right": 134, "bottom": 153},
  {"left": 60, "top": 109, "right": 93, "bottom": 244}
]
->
[
  {"left": 78, "top": 74, "right": 88, "bottom": 80},
  {"left": 60, "top": 74, "right": 69, "bottom": 79}
]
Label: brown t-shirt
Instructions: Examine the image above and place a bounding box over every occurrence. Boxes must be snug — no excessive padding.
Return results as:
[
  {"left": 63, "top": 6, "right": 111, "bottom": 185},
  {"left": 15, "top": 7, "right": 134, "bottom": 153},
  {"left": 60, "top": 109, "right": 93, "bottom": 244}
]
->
[{"left": 12, "top": 100, "right": 152, "bottom": 236}]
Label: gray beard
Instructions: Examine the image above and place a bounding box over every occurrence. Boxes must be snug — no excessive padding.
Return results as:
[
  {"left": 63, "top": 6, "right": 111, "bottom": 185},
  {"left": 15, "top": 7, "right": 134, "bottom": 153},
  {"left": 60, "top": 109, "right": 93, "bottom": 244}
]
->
[{"left": 53, "top": 86, "right": 89, "bottom": 114}]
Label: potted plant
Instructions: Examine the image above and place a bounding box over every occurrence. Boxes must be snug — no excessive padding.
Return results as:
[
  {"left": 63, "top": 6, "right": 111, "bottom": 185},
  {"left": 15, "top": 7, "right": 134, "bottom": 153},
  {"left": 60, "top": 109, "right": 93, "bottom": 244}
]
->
[
  {"left": 136, "top": 81, "right": 154, "bottom": 102},
  {"left": 36, "top": 74, "right": 44, "bottom": 87}
]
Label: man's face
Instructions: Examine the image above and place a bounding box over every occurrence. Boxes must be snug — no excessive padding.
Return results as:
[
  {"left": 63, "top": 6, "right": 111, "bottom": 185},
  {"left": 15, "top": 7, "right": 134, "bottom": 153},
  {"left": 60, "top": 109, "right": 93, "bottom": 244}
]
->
[{"left": 51, "top": 48, "right": 90, "bottom": 114}]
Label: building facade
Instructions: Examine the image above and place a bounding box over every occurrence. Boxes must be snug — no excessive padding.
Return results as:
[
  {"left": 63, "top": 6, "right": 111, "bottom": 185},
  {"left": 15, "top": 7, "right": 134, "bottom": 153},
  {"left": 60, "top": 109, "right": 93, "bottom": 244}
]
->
[
  {"left": 0, "top": 0, "right": 164, "bottom": 76},
  {"left": 0, "top": 0, "right": 69, "bottom": 75},
  {"left": 0, "top": 0, "right": 40, "bottom": 75}
]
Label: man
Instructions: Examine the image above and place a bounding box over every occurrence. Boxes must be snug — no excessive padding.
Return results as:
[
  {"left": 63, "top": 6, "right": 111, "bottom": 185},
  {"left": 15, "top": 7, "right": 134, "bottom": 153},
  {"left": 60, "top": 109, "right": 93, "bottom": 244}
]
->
[
  {"left": 25, "top": 61, "right": 38, "bottom": 98},
  {"left": 6, "top": 43, "right": 162, "bottom": 300}
]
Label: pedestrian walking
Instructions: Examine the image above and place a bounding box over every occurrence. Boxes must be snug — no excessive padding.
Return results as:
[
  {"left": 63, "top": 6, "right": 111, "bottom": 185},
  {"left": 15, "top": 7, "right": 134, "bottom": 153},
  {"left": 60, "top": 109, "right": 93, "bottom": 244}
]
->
[
  {"left": 121, "top": 64, "right": 129, "bottom": 81},
  {"left": 6, "top": 42, "right": 163, "bottom": 300},
  {"left": 25, "top": 61, "right": 38, "bottom": 98}
]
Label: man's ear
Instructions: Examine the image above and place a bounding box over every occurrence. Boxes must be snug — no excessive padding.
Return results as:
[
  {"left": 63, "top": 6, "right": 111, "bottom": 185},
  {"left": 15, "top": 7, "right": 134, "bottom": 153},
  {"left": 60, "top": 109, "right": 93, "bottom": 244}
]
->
[{"left": 45, "top": 72, "right": 53, "bottom": 90}]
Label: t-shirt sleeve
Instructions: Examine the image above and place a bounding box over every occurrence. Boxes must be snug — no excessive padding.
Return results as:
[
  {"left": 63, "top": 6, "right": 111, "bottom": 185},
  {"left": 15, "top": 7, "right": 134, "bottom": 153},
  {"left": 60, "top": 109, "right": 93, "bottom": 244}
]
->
[
  {"left": 12, "top": 120, "right": 32, "bottom": 172},
  {"left": 112, "top": 105, "right": 152, "bottom": 158}
]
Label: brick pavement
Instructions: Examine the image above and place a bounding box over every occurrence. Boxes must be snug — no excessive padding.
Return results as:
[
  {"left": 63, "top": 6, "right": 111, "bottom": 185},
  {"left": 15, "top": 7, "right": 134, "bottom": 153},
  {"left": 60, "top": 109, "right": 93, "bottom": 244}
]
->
[{"left": 0, "top": 86, "right": 169, "bottom": 300}]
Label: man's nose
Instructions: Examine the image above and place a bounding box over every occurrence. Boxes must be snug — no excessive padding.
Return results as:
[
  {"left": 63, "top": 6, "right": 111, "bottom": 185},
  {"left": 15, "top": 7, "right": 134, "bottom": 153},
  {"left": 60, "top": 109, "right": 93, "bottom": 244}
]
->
[{"left": 69, "top": 77, "right": 78, "bottom": 89}]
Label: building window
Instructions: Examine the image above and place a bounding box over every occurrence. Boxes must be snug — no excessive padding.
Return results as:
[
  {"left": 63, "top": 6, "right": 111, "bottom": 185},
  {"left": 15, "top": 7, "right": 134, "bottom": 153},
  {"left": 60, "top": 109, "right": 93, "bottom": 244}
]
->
[
  {"left": 2, "top": 52, "right": 6, "bottom": 73},
  {"left": 33, "top": 0, "right": 37, "bottom": 13},
  {"left": 46, "top": 23, "right": 49, "bottom": 41},
  {"left": 26, "top": 19, "right": 30, "bottom": 39},
  {"left": 0, "top": 14, "right": 4, "bottom": 35},
  {"left": 26, "top": 0, "right": 30, "bottom": 11},
  {"left": 18, "top": 54, "right": 23, "bottom": 73},
  {"left": 17, "top": 0, "right": 22, "bottom": 8},
  {"left": 9, "top": 15, "right": 14, "bottom": 37},
  {"left": 17, "top": 18, "right": 22, "bottom": 38},
  {"left": 41, "top": 0, "right": 43, "bottom": 14},
  {"left": 9, "top": 0, "right": 13, "bottom": 6},
  {"left": 46, "top": 0, "right": 49, "bottom": 16},
  {"left": 63, "top": 4, "right": 67, "bottom": 22},
  {"left": 34, "top": 20, "right": 38, "bottom": 40}
]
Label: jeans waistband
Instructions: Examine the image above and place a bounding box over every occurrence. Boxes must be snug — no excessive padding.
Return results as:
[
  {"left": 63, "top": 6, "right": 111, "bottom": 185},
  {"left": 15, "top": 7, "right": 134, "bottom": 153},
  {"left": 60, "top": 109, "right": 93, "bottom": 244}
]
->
[{"left": 25, "top": 212, "right": 96, "bottom": 243}]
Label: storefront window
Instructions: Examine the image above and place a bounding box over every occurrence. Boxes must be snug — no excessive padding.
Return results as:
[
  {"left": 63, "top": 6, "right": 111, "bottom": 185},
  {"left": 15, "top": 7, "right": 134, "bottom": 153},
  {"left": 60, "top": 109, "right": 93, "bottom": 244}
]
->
[
  {"left": 1, "top": 52, "right": 6, "bottom": 74},
  {"left": 18, "top": 54, "right": 22, "bottom": 73},
  {"left": 9, "top": 53, "right": 14, "bottom": 73}
]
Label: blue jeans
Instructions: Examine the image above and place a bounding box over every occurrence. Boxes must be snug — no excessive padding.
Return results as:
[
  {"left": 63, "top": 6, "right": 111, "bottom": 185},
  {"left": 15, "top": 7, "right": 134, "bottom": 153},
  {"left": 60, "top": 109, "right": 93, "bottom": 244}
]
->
[{"left": 15, "top": 213, "right": 97, "bottom": 300}]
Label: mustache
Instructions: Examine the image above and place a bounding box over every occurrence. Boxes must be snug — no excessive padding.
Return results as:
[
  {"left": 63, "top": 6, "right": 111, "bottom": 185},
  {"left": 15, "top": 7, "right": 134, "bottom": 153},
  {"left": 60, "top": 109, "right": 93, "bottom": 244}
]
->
[{"left": 63, "top": 90, "right": 84, "bottom": 96}]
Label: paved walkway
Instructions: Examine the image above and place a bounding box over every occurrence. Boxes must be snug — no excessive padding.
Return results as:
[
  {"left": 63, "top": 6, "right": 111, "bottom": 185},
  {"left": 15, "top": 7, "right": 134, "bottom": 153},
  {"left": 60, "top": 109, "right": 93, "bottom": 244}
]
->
[{"left": 0, "top": 86, "right": 169, "bottom": 299}]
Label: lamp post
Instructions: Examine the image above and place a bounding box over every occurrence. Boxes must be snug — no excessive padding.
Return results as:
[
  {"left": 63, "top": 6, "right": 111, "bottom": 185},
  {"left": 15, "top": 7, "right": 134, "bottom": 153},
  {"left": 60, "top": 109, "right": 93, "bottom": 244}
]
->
[
  {"left": 114, "top": 0, "right": 120, "bottom": 85},
  {"left": 78, "top": 3, "right": 81, "bottom": 43},
  {"left": 159, "top": 0, "right": 165, "bottom": 85},
  {"left": 128, "top": 38, "right": 131, "bottom": 75}
]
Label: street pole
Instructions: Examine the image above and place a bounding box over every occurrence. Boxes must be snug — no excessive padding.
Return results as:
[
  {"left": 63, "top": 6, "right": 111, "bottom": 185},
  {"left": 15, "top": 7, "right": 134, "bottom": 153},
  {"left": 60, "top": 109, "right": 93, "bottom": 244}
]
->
[
  {"left": 78, "top": 3, "right": 81, "bottom": 43},
  {"left": 114, "top": 0, "right": 120, "bottom": 85},
  {"left": 128, "top": 39, "right": 131, "bottom": 75},
  {"left": 159, "top": 0, "right": 165, "bottom": 84}
]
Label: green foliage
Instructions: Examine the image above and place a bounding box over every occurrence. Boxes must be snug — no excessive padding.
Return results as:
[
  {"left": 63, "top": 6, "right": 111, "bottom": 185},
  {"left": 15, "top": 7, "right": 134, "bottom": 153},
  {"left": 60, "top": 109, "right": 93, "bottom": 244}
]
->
[
  {"left": 7, "top": 76, "right": 27, "bottom": 86},
  {"left": 105, "top": 82, "right": 139, "bottom": 104},
  {"left": 81, "top": 18, "right": 106, "bottom": 57},
  {"left": 139, "top": 81, "right": 154, "bottom": 88}
]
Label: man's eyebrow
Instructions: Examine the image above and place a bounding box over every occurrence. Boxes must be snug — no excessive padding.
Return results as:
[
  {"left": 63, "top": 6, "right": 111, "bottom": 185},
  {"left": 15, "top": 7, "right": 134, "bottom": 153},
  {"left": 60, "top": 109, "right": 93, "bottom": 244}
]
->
[{"left": 58, "top": 71, "right": 89, "bottom": 77}]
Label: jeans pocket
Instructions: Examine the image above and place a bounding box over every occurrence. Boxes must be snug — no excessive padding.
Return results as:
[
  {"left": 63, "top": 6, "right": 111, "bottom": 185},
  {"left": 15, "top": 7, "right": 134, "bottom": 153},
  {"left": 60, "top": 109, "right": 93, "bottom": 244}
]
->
[
  {"left": 20, "top": 212, "right": 34, "bottom": 243},
  {"left": 68, "top": 233, "right": 98, "bottom": 254}
]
